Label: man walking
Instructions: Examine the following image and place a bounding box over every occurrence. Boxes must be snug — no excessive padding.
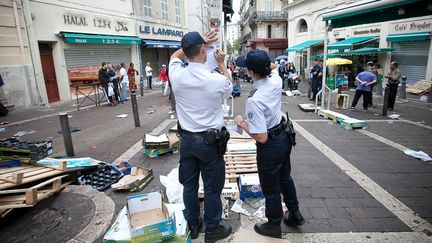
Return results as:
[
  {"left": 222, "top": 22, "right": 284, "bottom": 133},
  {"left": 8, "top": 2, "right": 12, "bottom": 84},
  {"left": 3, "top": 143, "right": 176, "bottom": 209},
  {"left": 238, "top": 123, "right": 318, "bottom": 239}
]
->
[
  {"left": 349, "top": 68, "right": 377, "bottom": 111},
  {"left": 145, "top": 62, "right": 153, "bottom": 90},
  {"left": 169, "top": 31, "right": 233, "bottom": 242},
  {"left": 309, "top": 59, "right": 323, "bottom": 102},
  {"left": 384, "top": 61, "right": 401, "bottom": 111}
]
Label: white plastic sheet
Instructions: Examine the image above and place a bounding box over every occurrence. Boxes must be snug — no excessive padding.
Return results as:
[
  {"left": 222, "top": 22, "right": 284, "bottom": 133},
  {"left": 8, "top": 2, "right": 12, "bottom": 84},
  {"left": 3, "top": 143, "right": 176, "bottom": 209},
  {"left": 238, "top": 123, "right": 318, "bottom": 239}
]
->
[
  {"left": 160, "top": 167, "right": 184, "bottom": 203},
  {"left": 404, "top": 150, "right": 432, "bottom": 162}
]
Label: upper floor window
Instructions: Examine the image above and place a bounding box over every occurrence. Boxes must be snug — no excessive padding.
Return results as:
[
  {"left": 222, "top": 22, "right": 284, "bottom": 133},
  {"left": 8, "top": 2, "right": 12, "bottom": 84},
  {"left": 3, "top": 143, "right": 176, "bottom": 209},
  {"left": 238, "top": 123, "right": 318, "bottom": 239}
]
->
[
  {"left": 143, "top": 0, "right": 151, "bottom": 17},
  {"left": 161, "top": 0, "right": 168, "bottom": 21},
  {"left": 175, "top": 0, "right": 181, "bottom": 24},
  {"left": 265, "top": 0, "right": 272, "bottom": 11},
  {"left": 267, "top": 25, "right": 272, "bottom": 38},
  {"left": 298, "top": 19, "right": 308, "bottom": 33}
]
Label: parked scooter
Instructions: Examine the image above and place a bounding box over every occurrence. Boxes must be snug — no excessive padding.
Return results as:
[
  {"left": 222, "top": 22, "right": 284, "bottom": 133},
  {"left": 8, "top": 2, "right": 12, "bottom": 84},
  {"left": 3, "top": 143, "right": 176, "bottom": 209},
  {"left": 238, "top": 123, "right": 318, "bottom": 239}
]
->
[{"left": 287, "top": 73, "right": 300, "bottom": 91}]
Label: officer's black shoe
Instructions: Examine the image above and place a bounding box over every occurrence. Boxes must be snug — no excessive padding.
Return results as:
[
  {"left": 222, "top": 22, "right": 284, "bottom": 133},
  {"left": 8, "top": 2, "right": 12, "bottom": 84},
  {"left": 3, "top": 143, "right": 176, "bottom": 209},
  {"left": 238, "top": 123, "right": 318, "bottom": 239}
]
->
[
  {"left": 189, "top": 218, "right": 203, "bottom": 239},
  {"left": 204, "top": 224, "right": 232, "bottom": 243},
  {"left": 283, "top": 210, "right": 305, "bottom": 226},
  {"left": 254, "top": 222, "right": 282, "bottom": 238}
]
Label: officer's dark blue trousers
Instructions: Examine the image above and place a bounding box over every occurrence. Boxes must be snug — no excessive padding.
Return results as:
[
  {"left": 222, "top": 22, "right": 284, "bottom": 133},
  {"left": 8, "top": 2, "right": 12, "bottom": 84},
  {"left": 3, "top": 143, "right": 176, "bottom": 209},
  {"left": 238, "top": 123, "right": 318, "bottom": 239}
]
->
[
  {"left": 178, "top": 133, "right": 225, "bottom": 229},
  {"left": 256, "top": 130, "right": 299, "bottom": 225}
]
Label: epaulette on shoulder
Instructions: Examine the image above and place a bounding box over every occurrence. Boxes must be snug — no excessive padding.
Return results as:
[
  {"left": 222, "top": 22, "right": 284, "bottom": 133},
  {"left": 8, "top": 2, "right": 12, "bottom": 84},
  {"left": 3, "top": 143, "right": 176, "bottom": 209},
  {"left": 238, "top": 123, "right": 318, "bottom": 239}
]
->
[{"left": 248, "top": 88, "right": 257, "bottom": 98}]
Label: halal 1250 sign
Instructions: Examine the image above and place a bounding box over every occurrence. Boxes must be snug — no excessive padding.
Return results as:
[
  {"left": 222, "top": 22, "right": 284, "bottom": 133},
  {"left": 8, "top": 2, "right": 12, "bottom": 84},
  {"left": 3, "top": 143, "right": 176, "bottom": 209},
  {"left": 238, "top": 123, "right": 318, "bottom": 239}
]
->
[{"left": 63, "top": 14, "right": 129, "bottom": 32}]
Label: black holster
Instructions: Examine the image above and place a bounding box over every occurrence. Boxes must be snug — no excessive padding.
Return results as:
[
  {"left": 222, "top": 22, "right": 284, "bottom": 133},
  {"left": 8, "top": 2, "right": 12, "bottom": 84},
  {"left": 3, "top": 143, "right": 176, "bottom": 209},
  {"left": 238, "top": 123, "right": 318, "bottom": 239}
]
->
[{"left": 282, "top": 113, "right": 296, "bottom": 147}]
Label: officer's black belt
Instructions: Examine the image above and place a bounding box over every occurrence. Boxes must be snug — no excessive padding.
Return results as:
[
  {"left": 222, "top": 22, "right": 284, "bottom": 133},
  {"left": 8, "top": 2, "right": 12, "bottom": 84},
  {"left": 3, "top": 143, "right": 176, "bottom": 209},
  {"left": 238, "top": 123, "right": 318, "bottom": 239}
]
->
[
  {"left": 180, "top": 129, "right": 208, "bottom": 137},
  {"left": 267, "top": 120, "right": 286, "bottom": 138}
]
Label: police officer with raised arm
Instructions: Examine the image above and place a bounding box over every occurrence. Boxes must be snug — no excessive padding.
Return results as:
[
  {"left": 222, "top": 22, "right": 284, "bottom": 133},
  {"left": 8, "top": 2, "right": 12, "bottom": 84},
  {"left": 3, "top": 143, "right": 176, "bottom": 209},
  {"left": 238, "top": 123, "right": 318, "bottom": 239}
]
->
[
  {"left": 169, "top": 31, "right": 233, "bottom": 243},
  {"left": 234, "top": 49, "right": 304, "bottom": 239}
]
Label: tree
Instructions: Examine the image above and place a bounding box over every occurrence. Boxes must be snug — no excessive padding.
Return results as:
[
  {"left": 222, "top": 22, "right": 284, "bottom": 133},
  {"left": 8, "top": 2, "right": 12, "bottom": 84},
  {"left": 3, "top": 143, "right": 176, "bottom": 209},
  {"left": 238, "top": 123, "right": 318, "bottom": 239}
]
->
[
  {"left": 232, "top": 37, "right": 241, "bottom": 55},
  {"left": 227, "top": 42, "right": 233, "bottom": 54}
]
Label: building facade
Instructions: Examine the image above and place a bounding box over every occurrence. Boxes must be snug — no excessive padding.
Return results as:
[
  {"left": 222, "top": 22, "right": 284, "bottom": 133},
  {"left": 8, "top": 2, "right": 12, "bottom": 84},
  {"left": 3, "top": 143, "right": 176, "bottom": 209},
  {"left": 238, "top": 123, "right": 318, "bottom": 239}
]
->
[
  {"left": 239, "top": 0, "right": 288, "bottom": 59},
  {"left": 227, "top": 22, "right": 240, "bottom": 44},
  {"left": 0, "top": 0, "right": 188, "bottom": 108}
]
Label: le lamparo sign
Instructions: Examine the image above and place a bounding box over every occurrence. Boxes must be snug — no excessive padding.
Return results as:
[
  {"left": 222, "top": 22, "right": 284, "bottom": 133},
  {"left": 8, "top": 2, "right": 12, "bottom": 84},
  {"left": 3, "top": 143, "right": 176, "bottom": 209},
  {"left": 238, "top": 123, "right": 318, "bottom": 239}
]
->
[{"left": 139, "top": 25, "right": 184, "bottom": 37}]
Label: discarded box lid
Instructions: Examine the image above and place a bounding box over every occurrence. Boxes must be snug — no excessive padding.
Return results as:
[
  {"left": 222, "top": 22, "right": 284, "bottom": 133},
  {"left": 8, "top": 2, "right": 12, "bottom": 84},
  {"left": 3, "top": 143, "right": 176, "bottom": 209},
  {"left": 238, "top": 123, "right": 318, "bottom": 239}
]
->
[
  {"left": 239, "top": 173, "right": 263, "bottom": 200},
  {"left": 111, "top": 167, "right": 154, "bottom": 192},
  {"left": 144, "top": 134, "right": 169, "bottom": 149}
]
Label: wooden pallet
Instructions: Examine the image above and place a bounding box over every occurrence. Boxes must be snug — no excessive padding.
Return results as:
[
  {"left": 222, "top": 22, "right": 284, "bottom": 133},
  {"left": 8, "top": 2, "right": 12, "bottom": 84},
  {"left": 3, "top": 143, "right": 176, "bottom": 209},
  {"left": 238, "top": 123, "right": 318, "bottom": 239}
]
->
[
  {"left": 224, "top": 152, "right": 257, "bottom": 182},
  {"left": 339, "top": 119, "right": 367, "bottom": 130},
  {"left": 0, "top": 174, "right": 72, "bottom": 216},
  {"left": 0, "top": 161, "right": 67, "bottom": 190},
  {"left": 198, "top": 181, "right": 239, "bottom": 200}
]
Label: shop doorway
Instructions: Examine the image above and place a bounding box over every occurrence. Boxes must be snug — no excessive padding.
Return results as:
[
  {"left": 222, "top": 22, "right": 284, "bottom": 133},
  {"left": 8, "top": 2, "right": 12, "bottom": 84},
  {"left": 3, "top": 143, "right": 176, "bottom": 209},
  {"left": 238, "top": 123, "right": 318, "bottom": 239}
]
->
[{"left": 39, "top": 43, "right": 60, "bottom": 103}]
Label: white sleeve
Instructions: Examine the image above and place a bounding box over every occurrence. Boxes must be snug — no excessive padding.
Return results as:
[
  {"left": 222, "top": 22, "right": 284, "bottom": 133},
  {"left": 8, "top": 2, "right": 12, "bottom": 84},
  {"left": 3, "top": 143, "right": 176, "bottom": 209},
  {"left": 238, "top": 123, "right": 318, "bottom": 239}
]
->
[
  {"left": 169, "top": 58, "right": 184, "bottom": 82},
  {"left": 245, "top": 99, "right": 267, "bottom": 134},
  {"left": 217, "top": 75, "right": 233, "bottom": 99}
]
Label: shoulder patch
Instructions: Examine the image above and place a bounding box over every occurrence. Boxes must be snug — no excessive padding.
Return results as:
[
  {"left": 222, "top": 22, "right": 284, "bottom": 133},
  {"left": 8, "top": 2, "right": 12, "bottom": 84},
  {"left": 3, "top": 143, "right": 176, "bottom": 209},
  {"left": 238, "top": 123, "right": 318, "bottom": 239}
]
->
[
  {"left": 248, "top": 88, "right": 257, "bottom": 98},
  {"left": 247, "top": 111, "right": 254, "bottom": 121}
]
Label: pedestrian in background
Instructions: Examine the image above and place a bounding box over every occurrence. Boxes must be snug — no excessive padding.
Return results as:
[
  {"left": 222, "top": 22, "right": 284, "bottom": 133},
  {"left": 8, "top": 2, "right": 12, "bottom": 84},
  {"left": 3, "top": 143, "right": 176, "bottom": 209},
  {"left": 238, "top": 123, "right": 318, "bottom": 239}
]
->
[
  {"left": 384, "top": 61, "right": 401, "bottom": 111},
  {"left": 107, "top": 63, "right": 121, "bottom": 104},
  {"left": 145, "top": 62, "right": 153, "bottom": 90},
  {"left": 98, "top": 62, "right": 114, "bottom": 106},
  {"left": 119, "top": 63, "right": 128, "bottom": 101},
  {"left": 169, "top": 31, "right": 233, "bottom": 242},
  {"left": 127, "top": 63, "right": 138, "bottom": 93},
  {"left": 159, "top": 64, "right": 169, "bottom": 96},
  {"left": 349, "top": 67, "right": 377, "bottom": 111},
  {"left": 234, "top": 49, "right": 304, "bottom": 239},
  {"left": 366, "top": 61, "right": 375, "bottom": 107},
  {"left": 310, "top": 59, "right": 323, "bottom": 102}
]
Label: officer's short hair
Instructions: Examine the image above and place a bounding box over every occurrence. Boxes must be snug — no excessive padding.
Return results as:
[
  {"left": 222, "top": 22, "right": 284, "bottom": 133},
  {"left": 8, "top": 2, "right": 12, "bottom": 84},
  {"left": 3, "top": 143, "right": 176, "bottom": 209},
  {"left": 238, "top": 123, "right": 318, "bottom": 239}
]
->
[
  {"left": 183, "top": 44, "right": 202, "bottom": 59},
  {"left": 391, "top": 61, "right": 398, "bottom": 68}
]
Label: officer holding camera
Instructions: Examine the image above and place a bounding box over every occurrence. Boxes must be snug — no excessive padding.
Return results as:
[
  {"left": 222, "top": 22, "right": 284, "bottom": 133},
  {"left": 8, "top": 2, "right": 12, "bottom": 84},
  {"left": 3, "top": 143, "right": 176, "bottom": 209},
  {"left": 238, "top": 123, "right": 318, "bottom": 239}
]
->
[
  {"left": 234, "top": 49, "right": 304, "bottom": 239},
  {"left": 168, "top": 31, "right": 233, "bottom": 242}
]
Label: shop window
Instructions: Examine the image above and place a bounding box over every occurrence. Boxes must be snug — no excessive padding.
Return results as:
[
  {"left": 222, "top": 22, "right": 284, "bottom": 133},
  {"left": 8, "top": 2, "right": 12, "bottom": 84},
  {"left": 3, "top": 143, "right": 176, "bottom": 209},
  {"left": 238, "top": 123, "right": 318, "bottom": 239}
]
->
[
  {"left": 298, "top": 19, "right": 308, "bottom": 33},
  {"left": 143, "top": 0, "right": 151, "bottom": 17},
  {"left": 175, "top": 0, "right": 181, "bottom": 24},
  {"left": 267, "top": 25, "right": 272, "bottom": 38},
  {"left": 161, "top": 0, "right": 168, "bottom": 21}
]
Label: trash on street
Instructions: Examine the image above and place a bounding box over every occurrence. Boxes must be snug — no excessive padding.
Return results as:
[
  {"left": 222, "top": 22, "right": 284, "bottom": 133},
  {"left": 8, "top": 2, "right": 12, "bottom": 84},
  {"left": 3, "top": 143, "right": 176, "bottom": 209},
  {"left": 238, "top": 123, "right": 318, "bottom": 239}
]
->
[{"left": 404, "top": 150, "right": 432, "bottom": 162}]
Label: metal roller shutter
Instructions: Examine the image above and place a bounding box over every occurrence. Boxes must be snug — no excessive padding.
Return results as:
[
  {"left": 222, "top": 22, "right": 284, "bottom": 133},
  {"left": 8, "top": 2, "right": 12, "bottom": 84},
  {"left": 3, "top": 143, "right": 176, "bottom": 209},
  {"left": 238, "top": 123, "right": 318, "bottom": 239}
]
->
[
  {"left": 64, "top": 48, "right": 131, "bottom": 68},
  {"left": 391, "top": 41, "right": 429, "bottom": 84}
]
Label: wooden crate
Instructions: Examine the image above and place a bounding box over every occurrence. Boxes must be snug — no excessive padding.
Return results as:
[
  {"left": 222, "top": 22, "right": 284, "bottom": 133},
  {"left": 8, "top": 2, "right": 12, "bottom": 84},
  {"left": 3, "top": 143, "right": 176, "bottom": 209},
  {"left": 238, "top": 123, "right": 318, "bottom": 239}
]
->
[
  {"left": 224, "top": 152, "right": 257, "bottom": 182},
  {"left": 0, "top": 161, "right": 67, "bottom": 190},
  {"left": 0, "top": 174, "right": 72, "bottom": 217}
]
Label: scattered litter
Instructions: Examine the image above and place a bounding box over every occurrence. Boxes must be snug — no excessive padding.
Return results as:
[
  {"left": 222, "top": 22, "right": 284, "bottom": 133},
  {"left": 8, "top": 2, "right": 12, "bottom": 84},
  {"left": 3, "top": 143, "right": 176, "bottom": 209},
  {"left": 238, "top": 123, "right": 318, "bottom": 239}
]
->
[
  {"left": 147, "top": 110, "right": 155, "bottom": 114},
  {"left": 388, "top": 114, "right": 400, "bottom": 119},
  {"left": 253, "top": 205, "right": 267, "bottom": 221},
  {"left": 231, "top": 199, "right": 251, "bottom": 216},
  {"left": 284, "top": 90, "right": 293, "bottom": 96},
  {"left": 244, "top": 198, "right": 265, "bottom": 210},
  {"left": 78, "top": 164, "right": 124, "bottom": 191},
  {"left": 168, "top": 110, "right": 175, "bottom": 114},
  {"left": 0, "top": 121, "right": 9, "bottom": 125},
  {"left": 0, "top": 128, "right": 5, "bottom": 132},
  {"left": 160, "top": 167, "right": 183, "bottom": 203},
  {"left": 68, "top": 115, "right": 73, "bottom": 118},
  {"left": 165, "top": 203, "right": 188, "bottom": 236},
  {"left": 13, "top": 130, "right": 37, "bottom": 137},
  {"left": 116, "top": 114, "right": 128, "bottom": 118},
  {"left": 91, "top": 144, "right": 97, "bottom": 149},
  {"left": 37, "top": 157, "right": 101, "bottom": 168},
  {"left": 111, "top": 167, "right": 154, "bottom": 192},
  {"left": 221, "top": 196, "right": 229, "bottom": 219},
  {"left": 420, "top": 95, "right": 428, "bottom": 102},
  {"left": 404, "top": 150, "right": 432, "bottom": 162},
  {"left": 58, "top": 126, "right": 81, "bottom": 134},
  {"left": 239, "top": 174, "right": 263, "bottom": 200}
]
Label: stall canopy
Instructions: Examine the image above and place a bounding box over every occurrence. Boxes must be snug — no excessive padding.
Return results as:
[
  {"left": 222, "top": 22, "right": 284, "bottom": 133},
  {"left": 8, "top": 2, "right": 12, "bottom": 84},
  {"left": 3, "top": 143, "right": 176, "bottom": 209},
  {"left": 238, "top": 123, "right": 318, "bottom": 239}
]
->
[
  {"left": 323, "top": 0, "right": 432, "bottom": 28},
  {"left": 286, "top": 40, "right": 323, "bottom": 52},
  {"left": 142, "top": 40, "right": 181, "bottom": 48},
  {"left": 60, "top": 32, "right": 141, "bottom": 45},
  {"left": 387, "top": 31, "right": 432, "bottom": 42},
  {"left": 339, "top": 47, "right": 395, "bottom": 56},
  {"left": 328, "top": 36, "right": 378, "bottom": 50}
]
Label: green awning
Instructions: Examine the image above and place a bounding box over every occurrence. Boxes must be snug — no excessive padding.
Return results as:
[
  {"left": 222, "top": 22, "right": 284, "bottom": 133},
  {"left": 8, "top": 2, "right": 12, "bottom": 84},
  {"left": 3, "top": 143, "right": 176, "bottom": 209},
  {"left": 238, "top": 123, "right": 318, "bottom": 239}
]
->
[
  {"left": 322, "top": 0, "right": 430, "bottom": 28},
  {"left": 339, "top": 47, "right": 394, "bottom": 56},
  {"left": 387, "top": 31, "right": 431, "bottom": 42},
  {"left": 60, "top": 32, "right": 141, "bottom": 45},
  {"left": 328, "top": 36, "right": 378, "bottom": 50},
  {"left": 286, "top": 40, "right": 323, "bottom": 52},
  {"left": 310, "top": 53, "right": 341, "bottom": 60}
]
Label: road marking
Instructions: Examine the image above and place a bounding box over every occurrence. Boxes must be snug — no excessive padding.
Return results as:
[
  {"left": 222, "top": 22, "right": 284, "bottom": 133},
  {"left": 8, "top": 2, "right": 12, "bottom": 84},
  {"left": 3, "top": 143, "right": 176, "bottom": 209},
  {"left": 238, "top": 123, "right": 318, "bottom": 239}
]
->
[
  {"left": 65, "top": 185, "right": 115, "bottom": 243},
  {"left": 292, "top": 120, "right": 432, "bottom": 234},
  {"left": 401, "top": 120, "right": 432, "bottom": 130},
  {"left": 0, "top": 91, "right": 160, "bottom": 128},
  {"left": 357, "top": 129, "right": 410, "bottom": 152}
]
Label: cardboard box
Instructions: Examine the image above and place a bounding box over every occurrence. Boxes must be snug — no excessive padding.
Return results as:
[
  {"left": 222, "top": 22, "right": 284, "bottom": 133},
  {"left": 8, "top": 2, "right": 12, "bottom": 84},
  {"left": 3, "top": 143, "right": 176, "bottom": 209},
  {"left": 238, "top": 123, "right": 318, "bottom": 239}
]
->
[
  {"left": 239, "top": 174, "right": 263, "bottom": 200},
  {"left": 111, "top": 167, "right": 154, "bottom": 192},
  {"left": 127, "top": 192, "right": 176, "bottom": 243},
  {"left": 143, "top": 134, "right": 170, "bottom": 149}
]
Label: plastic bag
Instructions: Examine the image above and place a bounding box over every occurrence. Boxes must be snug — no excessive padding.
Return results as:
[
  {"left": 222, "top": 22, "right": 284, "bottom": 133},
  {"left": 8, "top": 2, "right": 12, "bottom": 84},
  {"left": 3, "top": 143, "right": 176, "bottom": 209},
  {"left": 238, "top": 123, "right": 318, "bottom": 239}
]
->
[
  {"left": 404, "top": 150, "right": 432, "bottom": 162},
  {"left": 231, "top": 199, "right": 251, "bottom": 216},
  {"left": 160, "top": 168, "right": 184, "bottom": 203},
  {"left": 108, "top": 84, "right": 114, "bottom": 97}
]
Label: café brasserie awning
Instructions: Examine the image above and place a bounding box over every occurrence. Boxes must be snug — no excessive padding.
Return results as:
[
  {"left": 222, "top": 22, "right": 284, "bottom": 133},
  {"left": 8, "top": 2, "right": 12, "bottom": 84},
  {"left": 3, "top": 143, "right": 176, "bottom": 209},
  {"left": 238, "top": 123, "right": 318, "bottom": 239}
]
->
[
  {"left": 387, "top": 31, "right": 432, "bottom": 42},
  {"left": 328, "top": 36, "right": 378, "bottom": 50},
  {"left": 286, "top": 40, "right": 324, "bottom": 52},
  {"left": 339, "top": 47, "right": 395, "bottom": 56}
]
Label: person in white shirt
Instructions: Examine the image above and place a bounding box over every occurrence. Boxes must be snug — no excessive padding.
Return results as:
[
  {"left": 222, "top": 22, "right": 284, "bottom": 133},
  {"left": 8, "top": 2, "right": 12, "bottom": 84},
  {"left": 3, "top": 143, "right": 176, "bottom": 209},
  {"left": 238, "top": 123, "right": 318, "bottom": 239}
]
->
[
  {"left": 119, "top": 63, "right": 128, "bottom": 101},
  {"left": 145, "top": 62, "right": 153, "bottom": 90},
  {"left": 169, "top": 31, "right": 233, "bottom": 242}
]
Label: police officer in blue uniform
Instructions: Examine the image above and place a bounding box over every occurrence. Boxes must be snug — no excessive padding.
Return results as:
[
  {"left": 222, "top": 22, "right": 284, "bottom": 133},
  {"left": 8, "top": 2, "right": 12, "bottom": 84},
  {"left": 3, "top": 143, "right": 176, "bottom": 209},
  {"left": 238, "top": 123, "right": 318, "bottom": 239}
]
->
[
  {"left": 234, "top": 49, "right": 304, "bottom": 238},
  {"left": 169, "top": 31, "right": 233, "bottom": 243}
]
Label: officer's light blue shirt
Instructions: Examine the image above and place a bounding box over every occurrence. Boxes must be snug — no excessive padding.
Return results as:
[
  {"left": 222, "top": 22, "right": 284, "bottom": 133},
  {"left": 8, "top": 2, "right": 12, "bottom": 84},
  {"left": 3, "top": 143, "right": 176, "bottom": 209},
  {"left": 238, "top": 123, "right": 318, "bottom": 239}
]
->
[
  {"left": 246, "top": 69, "right": 283, "bottom": 133},
  {"left": 169, "top": 58, "right": 233, "bottom": 132}
]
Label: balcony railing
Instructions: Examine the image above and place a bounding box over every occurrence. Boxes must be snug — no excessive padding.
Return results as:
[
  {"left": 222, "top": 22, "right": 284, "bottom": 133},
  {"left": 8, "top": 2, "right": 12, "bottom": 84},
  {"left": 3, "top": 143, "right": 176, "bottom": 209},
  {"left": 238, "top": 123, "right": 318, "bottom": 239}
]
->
[{"left": 250, "top": 11, "right": 288, "bottom": 22}]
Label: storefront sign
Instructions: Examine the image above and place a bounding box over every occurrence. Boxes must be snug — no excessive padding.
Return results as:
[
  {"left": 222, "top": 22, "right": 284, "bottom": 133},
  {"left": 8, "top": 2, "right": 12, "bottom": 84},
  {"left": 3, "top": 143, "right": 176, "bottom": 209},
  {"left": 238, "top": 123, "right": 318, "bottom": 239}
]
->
[
  {"left": 63, "top": 13, "right": 129, "bottom": 32},
  {"left": 353, "top": 28, "right": 381, "bottom": 35},
  {"left": 393, "top": 20, "right": 432, "bottom": 32},
  {"left": 139, "top": 25, "right": 184, "bottom": 37}
]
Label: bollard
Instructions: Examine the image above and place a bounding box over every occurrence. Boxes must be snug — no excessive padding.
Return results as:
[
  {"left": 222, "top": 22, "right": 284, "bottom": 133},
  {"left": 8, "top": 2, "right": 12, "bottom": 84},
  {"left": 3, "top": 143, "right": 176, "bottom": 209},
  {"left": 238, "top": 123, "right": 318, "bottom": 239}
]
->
[
  {"left": 382, "top": 86, "right": 390, "bottom": 117},
  {"left": 140, "top": 77, "right": 144, "bottom": 97},
  {"left": 59, "top": 112, "right": 75, "bottom": 157},
  {"left": 400, "top": 76, "right": 407, "bottom": 100},
  {"left": 131, "top": 93, "right": 140, "bottom": 128}
]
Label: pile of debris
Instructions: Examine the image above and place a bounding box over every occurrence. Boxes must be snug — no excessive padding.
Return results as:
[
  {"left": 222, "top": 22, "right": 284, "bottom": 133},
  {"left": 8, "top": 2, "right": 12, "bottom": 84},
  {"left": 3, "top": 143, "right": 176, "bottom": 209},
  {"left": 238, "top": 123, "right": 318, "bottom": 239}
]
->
[{"left": 143, "top": 126, "right": 179, "bottom": 158}]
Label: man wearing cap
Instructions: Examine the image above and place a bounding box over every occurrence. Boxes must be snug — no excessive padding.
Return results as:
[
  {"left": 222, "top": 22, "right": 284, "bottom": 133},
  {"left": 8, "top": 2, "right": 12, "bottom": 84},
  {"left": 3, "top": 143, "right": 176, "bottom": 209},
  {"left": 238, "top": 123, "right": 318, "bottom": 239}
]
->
[
  {"left": 234, "top": 49, "right": 304, "bottom": 239},
  {"left": 169, "top": 31, "right": 233, "bottom": 242},
  {"left": 310, "top": 59, "right": 323, "bottom": 102}
]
